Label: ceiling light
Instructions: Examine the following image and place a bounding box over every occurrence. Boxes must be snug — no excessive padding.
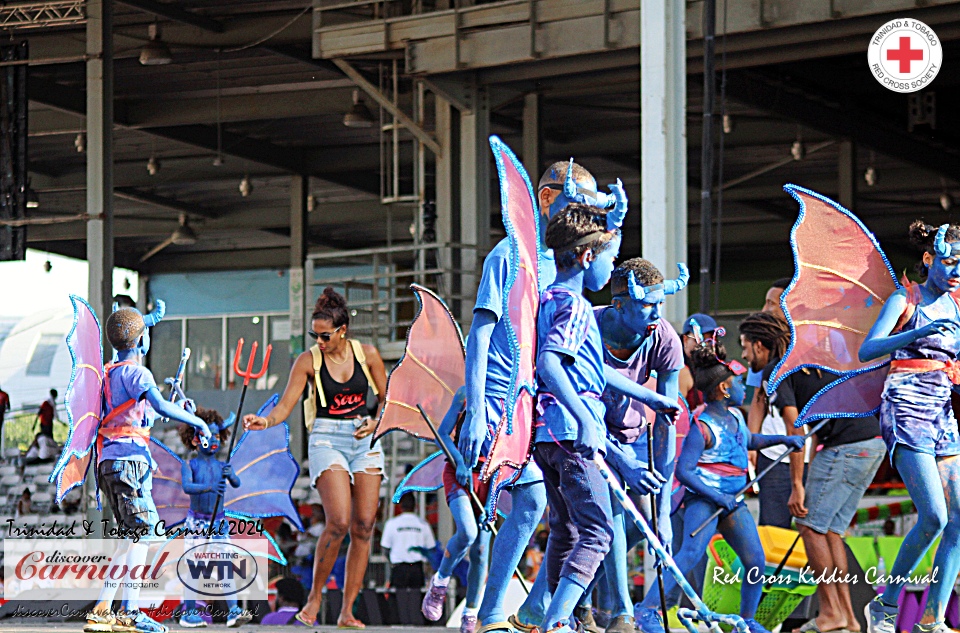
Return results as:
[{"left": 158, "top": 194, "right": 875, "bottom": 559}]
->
[
  {"left": 74, "top": 132, "right": 85, "bottom": 153},
  {"left": 790, "top": 140, "right": 805, "bottom": 161},
  {"left": 43, "top": 259, "right": 52, "bottom": 273},
  {"left": 941, "top": 192, "right": 954, "bottom": 213},
  {"left": 722, "top": 114, "right": 734, "bottom": 134},
  {"left": 147, "top": 155, "right": 160, "bottom": 176},
  {"left": 343, "top": 90, "right": 375, "bottom": 128},
  {"left": 864, "top": 166, "right": 877, "bottom": 187},
  {"left": 140, "top": 23, "right": 172, "bottom": 66},
  {"left": 239, "top": 175, "right": 253, "bottom": 198},
  {"left": 26, "top": 187, "right": 39, "bottom": 209},
  {"left": 171, "top": 214, "right": 197, "bottom": 245},
  {"left": 212, "top": 155, "right": 223, "bottom": 167},
  {"left": 307, "top": 194, "right": 316, "bottom": 212}
]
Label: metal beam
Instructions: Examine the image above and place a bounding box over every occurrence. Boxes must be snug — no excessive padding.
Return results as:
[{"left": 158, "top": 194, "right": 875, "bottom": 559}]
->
[
  {"left": 114, "top": 187, "right": 220, "bottom": 220},
  {"left": 115, "top": 0, "right": 224, "bottom": 33},
  {"left": 725, "top": 71, "right": 960, "bottom": 178},
  {"left": 332, "top": 58, "right": 442, "bottom": 157}
]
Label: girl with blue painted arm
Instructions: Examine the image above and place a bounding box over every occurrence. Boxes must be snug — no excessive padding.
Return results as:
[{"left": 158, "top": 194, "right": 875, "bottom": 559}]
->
[
  {"left": 421, "top": 386, "right": 492, "bottom": 633},
  {"left": 860, "top": 222, "right": 960, "bottom": 633},
  {"left": 635, "top": 341, "right": 803, "bottom": 633}
]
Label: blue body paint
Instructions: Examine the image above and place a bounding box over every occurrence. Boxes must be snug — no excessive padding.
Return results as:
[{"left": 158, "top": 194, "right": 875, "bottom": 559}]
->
[
  {"left": 861, "top": 237, "right": 960, "bottom": 623},
  {"left": 180, "top": 421, "right": 243, "bottom": 615}
]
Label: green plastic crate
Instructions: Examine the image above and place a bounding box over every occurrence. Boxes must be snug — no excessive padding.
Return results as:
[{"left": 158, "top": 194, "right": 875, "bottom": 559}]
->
[{"left": 702, "top": 538, "right": 817, "bottom": 631}]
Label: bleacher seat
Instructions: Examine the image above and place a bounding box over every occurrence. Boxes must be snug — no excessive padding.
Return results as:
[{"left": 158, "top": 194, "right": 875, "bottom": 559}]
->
[
  {"left": 35, "top": 463, "right": 55, "bottom": 477},
  {"left": 32, "top": 491, "right": 52, "bottom": 504},
  {"left": 0, "top": 465, "right": 17, "bottom": 476},
  {"left": 18, "top": 514, "right": 39, "bottom": 525},
  {"left": 1, "top": 474, "right": 22, "bottom": 487},
  {"left": 291, "top": 488, "right": 308, "bottom": 501}
]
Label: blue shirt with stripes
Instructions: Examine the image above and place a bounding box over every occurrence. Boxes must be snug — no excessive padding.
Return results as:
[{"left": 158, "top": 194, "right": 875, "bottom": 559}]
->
[{"left": 535, "top": 286, "right": 606, "bottom": 443}]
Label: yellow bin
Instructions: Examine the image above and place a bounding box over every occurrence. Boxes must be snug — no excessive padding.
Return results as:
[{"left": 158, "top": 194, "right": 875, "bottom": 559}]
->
[{"left": 757, "top": 526, "right": 808, "bottom": 569}]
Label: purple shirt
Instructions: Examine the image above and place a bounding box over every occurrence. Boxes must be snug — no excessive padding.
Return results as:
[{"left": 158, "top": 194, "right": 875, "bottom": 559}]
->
[
  {"left": 260, "top": 607, "right": 304, "bottom": 626},
  {"left": 535, "top": 287, "right": 606, "bottom": 443},
  {"left": 100, "top": 362, "right": 158, "bottom": 464},
  {"left": 594, "top": 308, "right": 684, "bottom": 443}
]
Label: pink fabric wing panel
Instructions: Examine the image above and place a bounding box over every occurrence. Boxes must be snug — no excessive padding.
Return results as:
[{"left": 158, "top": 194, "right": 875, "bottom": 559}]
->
[
  {"left": 373, "top": 284, "right": 465, "bottom": 442},
  {"left": 482, "top": 138, "right": 540, "bottom": 484},
  {"left": 771, "top": 187, "right": 898, "bottom": 385},
  {"left": 53, "top": 295, "right": 105, "bottom": 504}
]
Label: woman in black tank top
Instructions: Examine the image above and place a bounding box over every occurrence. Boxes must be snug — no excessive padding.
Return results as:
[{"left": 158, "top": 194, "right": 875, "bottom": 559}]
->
[
  {"left": 242, "top": 287, "right": 388, "bottom": 627},
  {"left": 318, "top": 356, "right": 370, "bottom": 418}
]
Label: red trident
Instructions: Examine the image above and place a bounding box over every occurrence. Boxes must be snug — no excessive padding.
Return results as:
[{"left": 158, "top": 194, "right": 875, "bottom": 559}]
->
[{"left": 207, "top": 337, "right": 272, "bottom": 536}]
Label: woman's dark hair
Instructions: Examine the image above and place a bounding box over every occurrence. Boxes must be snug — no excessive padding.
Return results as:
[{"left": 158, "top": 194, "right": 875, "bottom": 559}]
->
[
  {"left": 739, "top": 312, "right": 789, "bottom": 359},
  {"left": 690, "top": 341, "right": 733, "bottom": 400},
  {"left": 544, "top": 203, "right": 618, "bottom": 271},
  {"left": 178, "top": 407, "right": 230, "bottom": 449},
  {"left": 908, "top": 220, "right": 960, "bottom": 279},
  {"left": 312, "top": 286, "right": 350, "bottom": 327}
]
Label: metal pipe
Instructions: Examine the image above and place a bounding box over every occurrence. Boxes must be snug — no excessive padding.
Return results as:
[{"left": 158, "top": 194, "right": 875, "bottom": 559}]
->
[{"left": 698, "top": 0, "right": 716, "bottom": 314}]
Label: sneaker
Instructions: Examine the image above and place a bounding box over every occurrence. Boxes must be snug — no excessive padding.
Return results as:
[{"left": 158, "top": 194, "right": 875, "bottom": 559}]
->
[
  {"left": 605, "top": 615, "right": 636, "bottom": 633},
  {"left": 83, "top": 610, "right": 116, "bottom": 633},
  {"left": 636, "top": 607, "right": 665, "bottom": 633},
  {"left": 178, "top": 613, "right": 207, "bottom": 628},
  {"left": 575, "top": 607, "right": 604, "bottom": 633},
  {"left": 866, "top": 597, "right": 898, "bottom": 633},
  {"left": 545, "top": 620, "right": 577, "bottom": 633},
  {"left": 594, "top": 611, "right": 614, "bottom": 630},
  {"left": 113, "top": 610, "right": 169, "bottom": 633},
  {"left": 743, "top": 618, "right": 772, "bottom": 633},
  {"left": 226, "top": 606, "right": 252, "bottom": 628},
  {"left": 421, "top": 574, "right": 449, "bottom": 621},
  {"left": 461, "top": 612, "right": 478, "bottom": 633},
  {"left": 913, "top": 622, "right": 950, "bottom": 633}
]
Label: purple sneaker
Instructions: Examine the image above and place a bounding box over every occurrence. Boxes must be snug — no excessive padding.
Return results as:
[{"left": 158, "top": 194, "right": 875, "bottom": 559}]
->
[
  {"left": 461, "top": 612, "right": 478, "bottom": 633},
  {"left": 421, "top": 574, "right": 448, "bottom": 621}
]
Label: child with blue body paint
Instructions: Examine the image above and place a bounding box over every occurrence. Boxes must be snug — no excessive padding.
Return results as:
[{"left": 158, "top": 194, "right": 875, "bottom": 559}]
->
[
  {"left": 533, "top": 202, "right": 623, "bottom": 633},
  {"left": 422, "top": 386, "right": 492, "bottom": 633},
  {"left": 589, "top": 258, "right": 688, "bottom": 633},
  {"left": 84, "top": 305, "right": 212, "bottom": 633},
  {"left": 176, "top": 408, "right": 251, "bottom": 629},
  {"left": 861, "top": 221, "right": 960, "bottom": 633},
  {"left": 635, "top": 340, "right": 803, "bottom": 633}
]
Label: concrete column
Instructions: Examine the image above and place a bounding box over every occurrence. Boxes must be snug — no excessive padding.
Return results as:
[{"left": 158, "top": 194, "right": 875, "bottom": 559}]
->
[
  {"left": 289, "top": 174, "right": 308, "bottom": 461},
  {"left": 838, "top": 140, "right": 857, "bottom": 211},
  {"left": 641, "top": 0, "right": 686, "bottom": 594},
  {"left": 460, "top": 84, "right": 490, "bottom": 324},
  {"left": 85, "top": 0, "right": 113, "bottom": 538},
  {"left": 522, "top": 92, "right": 540, "bottom": 183},
  {"left": 641, "top": 0, "right": 687, "bottom": 327}
]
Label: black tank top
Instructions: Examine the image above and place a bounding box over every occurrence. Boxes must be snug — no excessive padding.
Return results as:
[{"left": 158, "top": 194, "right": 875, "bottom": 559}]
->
[{"left": 317, "top": 356, "right": 369, "bottom": 419}]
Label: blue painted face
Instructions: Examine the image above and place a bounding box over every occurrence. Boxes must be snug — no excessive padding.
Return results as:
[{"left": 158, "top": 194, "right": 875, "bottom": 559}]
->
[
  {"left": 547, "top": 177, "right": 600, "bottom": 219},
  {"left": 927, "top": 244, "right": 960, "bottom": 294},
  {"left": 198, "top": 422, "right": 221, "bottom": 454},
  {"left": 726, "top": 376, "right": 746, "bottom": 407},
  {"left": 136, "top": 328, "right": 151, "bottom": 357},
  {"left": 584, "top": 234, "right": 621, "bottom": 292},
  {"left": 617, "top": 288, "right": 665, "bottom": 335}
]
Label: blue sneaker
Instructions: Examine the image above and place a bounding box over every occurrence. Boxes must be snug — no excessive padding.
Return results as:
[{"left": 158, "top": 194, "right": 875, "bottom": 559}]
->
[
  {"left": 226, "top": 606, "right": 252, "bottom": 628},
  {"left": 178, "top": 613, "right": 207, "bottom": 628},
  {"left": 866, "top": 597, "right": 898, "bottom": 633},
  {"left": 636, "top": 607, "right": 665, "bottom": 633},
  {"left": 743, "top": 618, "right": 772, "bottom": 633}
]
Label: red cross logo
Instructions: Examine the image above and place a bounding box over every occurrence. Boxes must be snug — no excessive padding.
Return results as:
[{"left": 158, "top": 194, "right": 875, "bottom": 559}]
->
[{"left": 886, "top": 36, "right": 924, "bottom": 73}]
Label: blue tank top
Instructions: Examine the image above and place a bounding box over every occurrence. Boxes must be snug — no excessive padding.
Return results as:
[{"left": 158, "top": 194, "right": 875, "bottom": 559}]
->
[
  {"left": 694, "top": 408, "right": 749, "bottom": 495},
  {"left": 890, "top": 298, "right": 960, "bottom": 391}
]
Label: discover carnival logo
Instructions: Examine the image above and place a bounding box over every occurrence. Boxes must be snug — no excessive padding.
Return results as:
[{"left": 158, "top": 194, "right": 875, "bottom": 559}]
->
[{"left": 868, "top": 18, "right": 941, "bottom": 93}]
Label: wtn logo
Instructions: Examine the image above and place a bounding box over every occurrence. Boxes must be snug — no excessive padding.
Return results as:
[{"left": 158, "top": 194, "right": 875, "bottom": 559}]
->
[{"left": 185, "top": 559, "right": 247, "bottom": 580}]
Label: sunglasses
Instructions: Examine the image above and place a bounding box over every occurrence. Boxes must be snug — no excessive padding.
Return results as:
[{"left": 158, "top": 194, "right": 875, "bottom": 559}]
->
[{"left": 308, "top": 325, "right": 343, "bottom": 342}]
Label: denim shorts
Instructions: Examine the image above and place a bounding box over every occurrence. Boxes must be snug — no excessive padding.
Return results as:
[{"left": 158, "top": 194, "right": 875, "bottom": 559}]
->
[
  {"left": 308, "top": 417, "right": 384, "bottom": 485},
  {"left": 98, "top": 458, "right": 162, "bottom": 541},
  {"left": 795, "top": 437, "right": 886, "bottom": 535}
]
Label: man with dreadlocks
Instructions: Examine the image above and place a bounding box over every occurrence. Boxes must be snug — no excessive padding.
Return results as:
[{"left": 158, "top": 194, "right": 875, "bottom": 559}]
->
[{"left": 738, "top": 312, "right": 803, "bottom": 529}]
